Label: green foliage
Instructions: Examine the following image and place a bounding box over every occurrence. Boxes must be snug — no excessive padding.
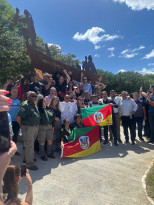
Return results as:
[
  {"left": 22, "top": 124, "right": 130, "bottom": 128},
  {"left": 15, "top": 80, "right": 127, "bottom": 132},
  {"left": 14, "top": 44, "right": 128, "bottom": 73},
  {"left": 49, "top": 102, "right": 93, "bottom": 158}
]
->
[
  {"left": 146, "top": 165, "right": 154, "bottom": 198},
  {"left": 97, "top": 69, "right": 154, "bottom": 94},
  {"left": 48, "top": 45, "right": 81, "bottom": 67},
  {"left": 0, "top": 0, "right": 32, "bottom": 85}
]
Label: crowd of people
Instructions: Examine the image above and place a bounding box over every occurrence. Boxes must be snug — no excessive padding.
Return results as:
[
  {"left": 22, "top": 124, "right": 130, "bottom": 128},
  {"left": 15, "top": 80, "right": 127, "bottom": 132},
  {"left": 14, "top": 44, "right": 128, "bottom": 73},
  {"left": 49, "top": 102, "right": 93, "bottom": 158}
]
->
[{"left": 0, "top": 69, "right": 154, "bottom": 205}]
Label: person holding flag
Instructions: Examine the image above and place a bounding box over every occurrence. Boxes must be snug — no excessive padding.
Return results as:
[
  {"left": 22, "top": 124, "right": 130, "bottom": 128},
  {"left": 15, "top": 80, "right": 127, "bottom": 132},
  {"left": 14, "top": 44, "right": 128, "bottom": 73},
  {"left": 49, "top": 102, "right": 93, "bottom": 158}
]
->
[{"left": 98, "top": 91, "right": 118, "bottom": 145}]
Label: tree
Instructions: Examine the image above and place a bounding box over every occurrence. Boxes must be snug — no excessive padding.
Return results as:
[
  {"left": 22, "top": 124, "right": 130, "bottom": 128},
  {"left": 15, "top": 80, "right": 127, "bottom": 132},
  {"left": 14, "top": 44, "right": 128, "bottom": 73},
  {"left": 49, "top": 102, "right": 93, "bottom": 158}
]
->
[
  {"left": 97, "top": 69, "right": 154, "bottom": 94},
  {"left": 0, "top": 0, "right": 32, "bottom": 85}
]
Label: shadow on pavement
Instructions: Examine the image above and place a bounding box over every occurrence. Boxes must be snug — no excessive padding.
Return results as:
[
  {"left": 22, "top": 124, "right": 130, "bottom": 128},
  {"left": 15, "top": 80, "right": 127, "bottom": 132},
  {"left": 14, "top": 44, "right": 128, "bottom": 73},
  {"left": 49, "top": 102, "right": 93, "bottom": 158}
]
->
[{"left": 61, "top": 139, "right": 153, "bottom": 166}]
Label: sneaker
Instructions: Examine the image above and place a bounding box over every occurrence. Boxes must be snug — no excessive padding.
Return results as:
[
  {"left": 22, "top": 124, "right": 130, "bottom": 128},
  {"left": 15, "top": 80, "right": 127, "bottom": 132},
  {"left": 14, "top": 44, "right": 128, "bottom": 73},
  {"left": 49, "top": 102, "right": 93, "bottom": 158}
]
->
[
  {"left": 41, "top": 156, "right": 48, "bottom": 161},
  {"left": 103, "top": 140, "right": 108, "bottom": 145},
  {"left": 47, "top": 153, "right": 55, "bottom": 158},
  {"left": 27, "top": 164, "right": 38, "bottom": 170}
]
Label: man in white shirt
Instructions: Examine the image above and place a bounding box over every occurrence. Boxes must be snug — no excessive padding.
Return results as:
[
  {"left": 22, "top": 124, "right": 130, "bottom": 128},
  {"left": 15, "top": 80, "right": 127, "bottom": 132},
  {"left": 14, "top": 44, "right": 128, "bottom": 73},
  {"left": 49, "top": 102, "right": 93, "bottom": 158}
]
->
[
  {"left": 59, "top": 95, "right": 77, "bottom": 124},
  {"left": 119, "top": 91, "right": 138, "bottom": 145}
]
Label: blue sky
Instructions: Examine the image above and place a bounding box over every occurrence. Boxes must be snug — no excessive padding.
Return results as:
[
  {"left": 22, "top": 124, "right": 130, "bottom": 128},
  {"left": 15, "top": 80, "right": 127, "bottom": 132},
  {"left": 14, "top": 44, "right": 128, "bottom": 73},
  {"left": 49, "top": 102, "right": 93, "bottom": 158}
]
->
[{"left": 7, "top": 0, "right": 154, "bottom": 74}]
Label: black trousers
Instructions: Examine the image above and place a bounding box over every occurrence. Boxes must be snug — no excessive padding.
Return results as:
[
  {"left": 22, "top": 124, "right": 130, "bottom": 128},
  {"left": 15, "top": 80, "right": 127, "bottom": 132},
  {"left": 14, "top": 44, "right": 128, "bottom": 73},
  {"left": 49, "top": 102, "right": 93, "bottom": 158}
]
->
[
  {"left": 12, "top": 121, "right": 20, "bottom": 143},
  {"left": 134, "top": 117, "right": 143, "bottom": 139},
  {"left": 104, "top": 124, "right": 117, "bottom": 143},
  {"left": 121, "top": 116, "right": 135, "bottom": 142},
  {"left": 149, "top": 112, "right": 154, "bottom": 141}
]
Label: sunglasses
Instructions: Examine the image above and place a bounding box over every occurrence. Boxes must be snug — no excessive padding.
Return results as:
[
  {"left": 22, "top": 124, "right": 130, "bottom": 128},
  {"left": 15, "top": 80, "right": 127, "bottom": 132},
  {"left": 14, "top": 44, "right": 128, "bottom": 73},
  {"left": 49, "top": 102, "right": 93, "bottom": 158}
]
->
[
  {"left": 31, "top": 95, "right": 37, "bottom": 98},
  {"left": 92, "top": 96, "right": 97, "bottom": 98},
  {"left": 78, "top": 99, "right": 82, "bottom": 101},
  {"left": 83, "top": 79, "right": 87, "bottom": 80}
]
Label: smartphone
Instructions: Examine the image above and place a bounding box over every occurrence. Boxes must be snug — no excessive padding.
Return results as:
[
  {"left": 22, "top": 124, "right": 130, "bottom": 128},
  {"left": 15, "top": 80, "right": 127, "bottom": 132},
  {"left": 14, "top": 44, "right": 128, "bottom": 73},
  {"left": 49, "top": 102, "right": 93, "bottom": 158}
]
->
[
  {"left": 21, "top": 164, "right": 26, "bottom": 177},
  {"left": 0, "top": 112, "right": 10, "bottom": 152}
]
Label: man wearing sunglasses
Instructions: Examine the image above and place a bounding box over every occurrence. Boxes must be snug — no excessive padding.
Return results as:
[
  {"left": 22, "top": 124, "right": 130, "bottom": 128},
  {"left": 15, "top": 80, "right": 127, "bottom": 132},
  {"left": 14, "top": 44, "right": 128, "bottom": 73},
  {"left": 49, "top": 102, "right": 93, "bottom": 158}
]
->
[
  {"left": 16, "top": 91, "right": 40, "bottom": 170},
  {"left": 88, "top": 94, "right": 101, "bottom": 107}
]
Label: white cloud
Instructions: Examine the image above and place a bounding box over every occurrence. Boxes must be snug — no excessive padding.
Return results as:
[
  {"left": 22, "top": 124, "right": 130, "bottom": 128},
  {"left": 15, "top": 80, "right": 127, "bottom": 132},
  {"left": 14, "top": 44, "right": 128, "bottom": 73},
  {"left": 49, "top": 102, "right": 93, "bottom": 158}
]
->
[
  {"left": 148, "top": 63, "right": 154, "bottom": 66},
  {"left": 73, "top": 27, "right": 121, "bottom": 45},
  {"left": 137, "top": 68, "right": 154, "bottom": 74},
  {"left": 108, "top": 47, "right": 115, "bottom": 57},
  {"left": 108, "top": 47, "right": 115, "bottom": 52},
  {"left": 48, "top": 43, "right": 62, "bottom": 50},
  {"left": 120, "top": 45, "right": 145, "bottom": 58},
  {"left": 118, "top": 69, "right": 127, "bottom": 73},
  {"left": 143, "top": 49, "right": 154, "bottom": 59},
  {"left": 95, "top": 45, "right": 101, "bottom": 50},
  {"left": 113, "top": 0, "right": 154, "bottom": 11},
  {"left": 94, "top": 54, "right": 100, "bottom": 58}
]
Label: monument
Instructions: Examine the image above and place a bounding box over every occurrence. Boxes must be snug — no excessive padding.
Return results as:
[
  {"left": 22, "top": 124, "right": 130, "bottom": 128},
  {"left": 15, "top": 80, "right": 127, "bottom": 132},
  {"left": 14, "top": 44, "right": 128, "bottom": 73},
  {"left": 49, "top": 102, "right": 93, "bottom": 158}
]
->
[
  {"left": 13, "top": 8, "right": 105, "bottom": 83},
  {"left": 82, "top": 55, "right": 97, "bottom": 73}
]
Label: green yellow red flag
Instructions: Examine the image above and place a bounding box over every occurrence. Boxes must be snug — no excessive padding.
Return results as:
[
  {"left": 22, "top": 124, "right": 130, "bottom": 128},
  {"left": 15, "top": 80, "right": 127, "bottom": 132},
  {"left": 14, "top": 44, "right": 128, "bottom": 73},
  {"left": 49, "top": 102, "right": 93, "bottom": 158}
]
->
[
  {"left": 81, "top": 104, "right": 112, "bottom": 127},
  {"left": 61, "top": 126, "right": 101, "bottom": 158}
]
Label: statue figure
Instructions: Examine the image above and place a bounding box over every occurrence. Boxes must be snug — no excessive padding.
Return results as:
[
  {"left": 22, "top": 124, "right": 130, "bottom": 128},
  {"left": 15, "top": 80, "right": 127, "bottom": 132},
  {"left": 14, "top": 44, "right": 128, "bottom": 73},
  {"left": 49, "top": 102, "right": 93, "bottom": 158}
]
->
[
  {"left": 76, "top": 62, "right": 81, "bottom": 70},
  {"left": 45, "top": 43, "right": 51, "bottom": 57},
  {"left": 82, "top": 56, "right": 88, "bottom": 72},
  {"left": 13, "top": 8, "right": 36, "bottom": 47},
  {"left": 82, "top": 55, "right": 97, "bottom": 73},
  {"left": 87, "top": 55, "right": 97, "bottom": 73}
]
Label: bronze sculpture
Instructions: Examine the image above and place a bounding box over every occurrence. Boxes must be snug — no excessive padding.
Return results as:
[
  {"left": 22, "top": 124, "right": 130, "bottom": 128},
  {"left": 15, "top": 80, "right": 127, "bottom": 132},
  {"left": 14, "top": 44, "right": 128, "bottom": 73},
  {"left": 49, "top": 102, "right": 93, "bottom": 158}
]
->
[
  {"left": 13, "top": 8, "right": 105, "bottom": 83},
  {"left": 14, "top": 9, "right": 36, "bottom": 47}
]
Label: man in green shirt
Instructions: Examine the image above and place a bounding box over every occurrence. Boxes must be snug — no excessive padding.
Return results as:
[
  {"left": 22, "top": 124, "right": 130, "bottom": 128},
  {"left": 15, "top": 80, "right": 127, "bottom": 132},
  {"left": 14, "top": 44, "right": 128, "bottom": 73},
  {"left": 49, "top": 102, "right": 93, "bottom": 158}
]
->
[{"left": 16, "top": 91, "right": 40, "bottom": 170}]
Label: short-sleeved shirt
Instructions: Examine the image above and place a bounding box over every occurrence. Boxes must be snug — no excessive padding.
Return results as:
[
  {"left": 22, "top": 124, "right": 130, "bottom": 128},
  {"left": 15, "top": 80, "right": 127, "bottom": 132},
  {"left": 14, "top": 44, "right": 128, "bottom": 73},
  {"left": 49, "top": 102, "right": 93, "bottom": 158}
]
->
[
  {"left": 8, "top": 98, "right": 21, "bottom": 121},
  {"left": 49, "top": 107, "right": 61, "bottom": 119},
  {"left": 29, "top": 82, "right": 45, "bottom": 95},
  {"left": 43, "top": 82, "right": 55, "bottom": 96},
  {"left": 134, "top": 100, "right": 144, "bottom": 117},
  {"left": 60, "top": 127, "right": 71, "bottom": 144},
  {"left": 39, "top": 108, "right": 55, "bottom": 126},
  {"left": 56, "top": 80, "right": 67, "bottom": 101},
  {"left": 17, "top": 100, "right": 40, "bottom": 126},
  {"left": 84, "top": 98, "right": 90, "bottom": 107},
  {"left": 88, "top": 101, "right": 102, "bottom": 107}
]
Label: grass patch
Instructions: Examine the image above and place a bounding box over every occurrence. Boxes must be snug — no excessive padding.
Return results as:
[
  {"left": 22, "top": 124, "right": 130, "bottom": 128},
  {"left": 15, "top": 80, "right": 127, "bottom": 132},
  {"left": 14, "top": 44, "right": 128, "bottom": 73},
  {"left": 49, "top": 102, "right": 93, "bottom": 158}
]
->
[{"left": 146, "top": 164, "right": 154, "bottom": 199}]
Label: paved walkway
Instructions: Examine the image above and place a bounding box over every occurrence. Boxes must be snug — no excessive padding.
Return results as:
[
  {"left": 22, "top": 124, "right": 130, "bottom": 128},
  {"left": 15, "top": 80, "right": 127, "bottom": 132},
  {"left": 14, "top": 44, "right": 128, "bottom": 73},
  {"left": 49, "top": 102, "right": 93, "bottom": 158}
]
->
[{"left": 12, "top": 128, "right": 154, "bottom": 205}]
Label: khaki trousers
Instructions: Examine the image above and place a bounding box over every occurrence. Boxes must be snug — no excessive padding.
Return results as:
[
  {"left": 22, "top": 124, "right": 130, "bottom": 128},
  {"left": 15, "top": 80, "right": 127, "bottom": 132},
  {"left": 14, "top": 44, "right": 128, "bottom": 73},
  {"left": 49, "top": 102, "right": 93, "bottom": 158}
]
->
[{"left": 22, "top": 125, "right": 39, "bottom": 165}]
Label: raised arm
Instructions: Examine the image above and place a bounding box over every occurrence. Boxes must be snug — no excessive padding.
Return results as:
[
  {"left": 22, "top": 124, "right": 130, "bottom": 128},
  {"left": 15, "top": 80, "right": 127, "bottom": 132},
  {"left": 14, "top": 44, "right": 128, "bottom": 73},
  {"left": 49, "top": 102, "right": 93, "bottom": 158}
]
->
[
  {"left": 24, "top": 170, "right": 33, "bottom": 205},
  {"left": 63, "top": 70, "right": 70, "bottom": 84}
]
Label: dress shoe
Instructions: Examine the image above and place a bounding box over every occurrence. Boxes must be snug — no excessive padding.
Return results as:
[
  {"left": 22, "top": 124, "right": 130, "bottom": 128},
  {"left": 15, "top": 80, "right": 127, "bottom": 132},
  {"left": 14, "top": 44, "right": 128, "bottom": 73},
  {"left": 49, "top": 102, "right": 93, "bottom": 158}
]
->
[
  {"left": 41, "top": 156, "right": 48, "bottom": 161},
  {"left": 114, "top": 142, "right": 118, "bottom": 146},
  {"left": 125, "top": 140, "right": 129, "bottom": 144},
  {"left": 103, "top": 140, "right": 108, "bottom": 145},
  {"left": 147, "top": 139, "right": 154, "bottom": 143},
  {"left": 27, "top": 164, "right": 38, "bottom": 170},
  {"left": 131, "top": 141, "right": 135, "bottom": 145},
  {"left": 109, "top": 137, "right": 113, "bottom": 141},
  {"left": 118, "top": 139, "right": 122, "bottom": 143},
  {"left": 47, "top": 153, "right": 55, "bottom": 158},
  {"left": 139, "top": 137, "right": 144, "bottom": 141}
]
